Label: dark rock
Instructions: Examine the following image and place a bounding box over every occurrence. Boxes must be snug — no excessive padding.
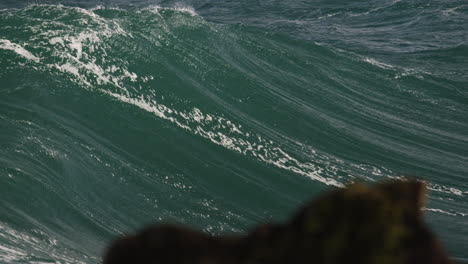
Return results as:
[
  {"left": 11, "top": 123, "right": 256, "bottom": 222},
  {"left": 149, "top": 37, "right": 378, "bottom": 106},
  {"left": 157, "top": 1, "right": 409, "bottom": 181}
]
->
[{"left": 103, "top": 180, "right": 451, "bottom": 264}]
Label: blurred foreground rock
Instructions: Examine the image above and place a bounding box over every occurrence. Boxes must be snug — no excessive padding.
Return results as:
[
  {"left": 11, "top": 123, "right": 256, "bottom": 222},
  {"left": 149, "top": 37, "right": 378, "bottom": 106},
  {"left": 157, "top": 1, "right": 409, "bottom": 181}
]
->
[{"left": 103, "top": 180, "right": 451, "bottom": 264}]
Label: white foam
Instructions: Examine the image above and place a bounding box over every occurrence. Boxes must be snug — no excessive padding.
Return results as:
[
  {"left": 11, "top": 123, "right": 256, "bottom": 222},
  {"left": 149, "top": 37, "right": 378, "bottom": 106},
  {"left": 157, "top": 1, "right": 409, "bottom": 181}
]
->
[
  {"left": 363, "top": 57, "right": 394, "bottom": 70},
  {"left": 441, "top": 5, "right": 464, "bottom": 16},
  {"left": 68, "top": 32, "right": 100, "bottom": 59},
  {"left": 317, "top": 12, "right": 341, "bottom": 20},
  {"left": 424, "top": 208, "right": 456, "bottom": 216},
  {"left": 0, "top": 39, "right": 40, "bottom": 62},
  {"left": 144, "top": 4, "right": 198, "bottom": 16},
  {"left": 58, "top": 63, "right": 80, "bottom": 76},
  {"left": 54, "top": 63, "right": 92, "bottom": 87},
  {"left": 41, "top": 17, "right": 138, "bottom": 89},
  {"left": 172, "top": 4, "right": 197, "bottom": 16},
  {"left": 104, "top": 91, "right": 342, "bottom": 187},
  {"left": 424, "top": 208, "right": 467, "bottom": 217},
  {"left": 0, "top": 222, "right": 91, "bottom": 264},
  {"left": 0, "top": 244, "right": 26, "bottom": 262},
  {"left": 49, "top": 37, "right": 64, "bottom": 46},
  {"left": 90, "top": 5, "right": 125, "bottom": 11},
  {"left": 428, "top": 184, "right": 464, "bottom": 197}
]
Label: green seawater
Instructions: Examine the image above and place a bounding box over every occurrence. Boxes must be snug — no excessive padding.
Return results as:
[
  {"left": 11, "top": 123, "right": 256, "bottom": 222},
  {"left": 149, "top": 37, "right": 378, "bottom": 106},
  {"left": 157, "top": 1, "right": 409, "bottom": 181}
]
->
[{"left": 0, "top": 1, "right": 467, "bottom": 263}]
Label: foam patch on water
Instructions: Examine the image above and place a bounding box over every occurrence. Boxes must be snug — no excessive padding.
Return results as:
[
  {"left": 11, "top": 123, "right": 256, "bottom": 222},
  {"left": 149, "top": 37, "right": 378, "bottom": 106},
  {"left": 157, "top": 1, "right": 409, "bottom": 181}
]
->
[
  {"left": 0, "top": 222, "right": 90, "bottom": 264},
  {"left": 0, "top": 244, "right": 26, "bottom": 262},
  {"left": 441, "top": 5, "right": 465, "bottom": 16},
  {"left": 18, "top": 6, "right": 142, "bottom": 91},
  {"left": 90, "top": 5, "right": 125, "bottom": 11},
  {"left": 361, "top": 55, "right": 433, "bottom": 80},
  {"left": 143, "top": 4, "right": 198, "bottom": 16},
  {"left": 428, "top": 184, "right": 465, "bottom": 197},
  {"left": 0, "top": 39, "right": 40, "bottom": 62},
  {"left": 172, "top": 4, "right": 198, "bottom": 16},
  {"left": 317, "top": 12, "right": 341, "bottom": 20},
  {"left": 104, "top": 90, "right": 342, "bottom": 187},
  {"left": 363, "top": 57, "right": 394, "bottom": 70},
  {"left": 425, "top": 208, "right": 467, "bottom": 217}
]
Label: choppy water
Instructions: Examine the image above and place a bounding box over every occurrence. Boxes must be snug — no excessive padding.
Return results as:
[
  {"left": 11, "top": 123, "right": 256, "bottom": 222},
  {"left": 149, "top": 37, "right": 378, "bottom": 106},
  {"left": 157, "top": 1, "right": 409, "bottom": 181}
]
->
[{"left": 1, "top": 0, "right": 467, "bottom": 262}]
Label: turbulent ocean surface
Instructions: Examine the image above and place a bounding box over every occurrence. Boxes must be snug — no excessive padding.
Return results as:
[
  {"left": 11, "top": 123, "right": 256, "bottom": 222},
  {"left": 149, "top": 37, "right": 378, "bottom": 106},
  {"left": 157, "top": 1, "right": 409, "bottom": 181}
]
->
[{"left": 0, "top": 0, "right": 467, "bottom": 262}]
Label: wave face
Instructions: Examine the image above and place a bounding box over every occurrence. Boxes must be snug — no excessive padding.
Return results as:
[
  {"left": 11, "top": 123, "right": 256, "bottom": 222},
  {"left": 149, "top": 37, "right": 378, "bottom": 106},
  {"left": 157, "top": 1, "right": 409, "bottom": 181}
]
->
[{"left": 1, "top": 0, "right": 467, "bottom": 262}]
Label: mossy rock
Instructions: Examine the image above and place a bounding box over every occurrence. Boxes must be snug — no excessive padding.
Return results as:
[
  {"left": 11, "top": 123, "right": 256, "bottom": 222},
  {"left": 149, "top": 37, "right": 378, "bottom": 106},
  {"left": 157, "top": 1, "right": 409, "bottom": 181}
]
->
[{"left": 104, "top": 179, "right": 451, "bottom": 264}]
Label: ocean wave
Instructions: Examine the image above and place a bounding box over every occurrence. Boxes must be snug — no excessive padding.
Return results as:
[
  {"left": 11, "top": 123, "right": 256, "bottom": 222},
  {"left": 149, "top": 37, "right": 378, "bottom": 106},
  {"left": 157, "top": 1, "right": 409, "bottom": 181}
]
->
[{"left": 1, "top": 2, "right": 467, "bottom": 261}]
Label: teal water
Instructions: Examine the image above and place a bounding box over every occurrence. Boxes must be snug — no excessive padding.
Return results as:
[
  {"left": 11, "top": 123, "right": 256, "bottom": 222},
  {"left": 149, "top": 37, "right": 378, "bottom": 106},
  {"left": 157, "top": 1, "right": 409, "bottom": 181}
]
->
[{"left": 1, "top": 1, "right": 467, "bottom": 262}]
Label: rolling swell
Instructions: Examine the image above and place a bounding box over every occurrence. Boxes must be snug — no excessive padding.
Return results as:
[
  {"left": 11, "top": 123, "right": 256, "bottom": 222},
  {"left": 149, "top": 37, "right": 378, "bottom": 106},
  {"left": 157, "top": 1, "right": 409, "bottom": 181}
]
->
[{"left": 0, "top": 3, "right": 467, "bottom": 263}]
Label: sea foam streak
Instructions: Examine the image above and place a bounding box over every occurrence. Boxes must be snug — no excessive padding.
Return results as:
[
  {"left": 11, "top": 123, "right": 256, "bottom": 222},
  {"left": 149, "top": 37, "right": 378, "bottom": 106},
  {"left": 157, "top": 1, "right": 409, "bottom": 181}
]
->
[
  {"left": 104, "top": 91, "right": 342, "bottom": 187},
  {"left": 0, "top": 39, "right": 40, "bottom": 62}
]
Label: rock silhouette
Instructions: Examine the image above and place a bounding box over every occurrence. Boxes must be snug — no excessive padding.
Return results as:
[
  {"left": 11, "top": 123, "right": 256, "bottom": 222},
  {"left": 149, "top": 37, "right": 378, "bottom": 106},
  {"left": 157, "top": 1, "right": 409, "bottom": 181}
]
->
[{"left": 103, "top": 180, "right": 451, "bottom": 264}]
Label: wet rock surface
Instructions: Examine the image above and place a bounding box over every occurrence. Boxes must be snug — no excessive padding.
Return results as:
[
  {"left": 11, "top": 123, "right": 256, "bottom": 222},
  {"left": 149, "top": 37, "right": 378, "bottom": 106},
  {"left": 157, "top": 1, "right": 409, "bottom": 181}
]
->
[{"left": 103, "top": 180, "right": 451, "bottom": 264}]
